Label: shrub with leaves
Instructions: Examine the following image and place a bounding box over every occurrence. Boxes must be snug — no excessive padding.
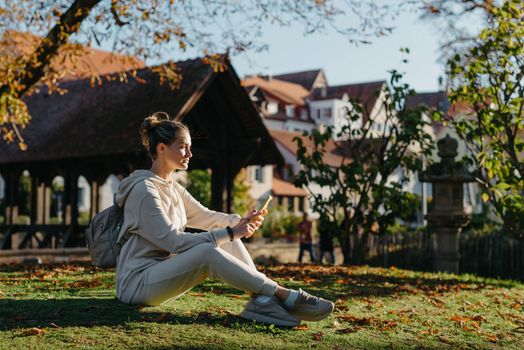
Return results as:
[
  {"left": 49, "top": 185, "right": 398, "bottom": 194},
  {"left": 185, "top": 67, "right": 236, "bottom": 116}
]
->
[
  {"left": 185, "top": 169, "right": 253, "bottom": 215},
  {"left": 447, "top": 0, "right": 524, "bottom": 238},
  {"left": 294, "top": 71, "right": 434, "bottom": 265}
]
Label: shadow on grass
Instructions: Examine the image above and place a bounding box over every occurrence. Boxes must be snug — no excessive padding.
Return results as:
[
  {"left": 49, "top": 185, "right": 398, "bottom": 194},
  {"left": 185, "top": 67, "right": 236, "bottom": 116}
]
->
[
  {"left": 262, "top": 263, "right": 521, "bottom": 302},
  {"left": 0, "top": 297, "right": 290, "bottom": 334}
]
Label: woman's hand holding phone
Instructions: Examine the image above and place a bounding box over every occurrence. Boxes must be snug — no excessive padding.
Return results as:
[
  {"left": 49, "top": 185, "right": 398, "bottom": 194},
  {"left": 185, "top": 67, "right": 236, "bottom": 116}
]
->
[{"left": 231, "top": 196, "right": 272, "bottom": 239}]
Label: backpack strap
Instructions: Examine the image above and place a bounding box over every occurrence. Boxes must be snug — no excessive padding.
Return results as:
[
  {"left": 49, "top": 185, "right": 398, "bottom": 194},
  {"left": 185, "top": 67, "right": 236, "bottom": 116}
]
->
[
  {"left": 113, "top": 181, "right": 141, "bottom": 249},
  {"left": 116, "top": 230, "right": 134, "bottom": 249}
]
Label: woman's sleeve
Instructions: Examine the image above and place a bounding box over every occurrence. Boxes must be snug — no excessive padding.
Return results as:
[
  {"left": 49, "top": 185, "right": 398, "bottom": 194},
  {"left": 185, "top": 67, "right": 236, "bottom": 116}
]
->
[
  {"left": 175, "top": 183, "right": 242, "bottom": 230},
  {"left": 136, "top": 192, "right": 230, "bottom": 253}
]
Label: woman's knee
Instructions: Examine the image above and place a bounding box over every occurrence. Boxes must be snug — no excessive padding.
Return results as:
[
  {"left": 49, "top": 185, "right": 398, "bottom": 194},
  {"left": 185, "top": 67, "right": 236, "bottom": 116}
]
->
[{"left": 198, "top": 242, "right": 224, "bottom": 263}]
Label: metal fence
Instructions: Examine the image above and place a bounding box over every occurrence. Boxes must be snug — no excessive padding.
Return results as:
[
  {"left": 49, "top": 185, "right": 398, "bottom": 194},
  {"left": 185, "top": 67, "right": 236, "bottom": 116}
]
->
[{"left": 365, "top": 229, "right": 524, "bottom": 281}]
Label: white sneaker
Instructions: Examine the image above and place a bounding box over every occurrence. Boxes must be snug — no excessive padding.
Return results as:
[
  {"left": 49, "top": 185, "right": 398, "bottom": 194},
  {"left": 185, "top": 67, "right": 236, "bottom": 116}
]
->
[
  {"left": 240, "top": 297, "right": 300, "bottom": 327},
  {"left": 285, "top": 289, "right": 334, "bottom": 321}
]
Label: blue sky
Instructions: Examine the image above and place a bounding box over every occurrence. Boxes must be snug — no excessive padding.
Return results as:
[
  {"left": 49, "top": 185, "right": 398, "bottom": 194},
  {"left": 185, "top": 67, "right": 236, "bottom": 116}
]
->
[{"left": 230, "top": 7, "right": 445, "bottom": 93}]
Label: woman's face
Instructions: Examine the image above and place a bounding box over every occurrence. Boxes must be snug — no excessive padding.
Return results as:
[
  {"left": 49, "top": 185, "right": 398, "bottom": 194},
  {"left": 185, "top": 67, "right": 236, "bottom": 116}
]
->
[{"left": 164, "top": 131, "right": 192, "bottom": 170}]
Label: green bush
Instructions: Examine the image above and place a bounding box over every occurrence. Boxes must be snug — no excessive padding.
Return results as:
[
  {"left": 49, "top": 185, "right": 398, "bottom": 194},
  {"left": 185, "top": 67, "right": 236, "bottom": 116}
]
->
[
  {"left": 260, "top": 205, "right": 301, "bottom": 240},
  {"left": 78, "top": 211, "right": 90, "bottom": 225}
]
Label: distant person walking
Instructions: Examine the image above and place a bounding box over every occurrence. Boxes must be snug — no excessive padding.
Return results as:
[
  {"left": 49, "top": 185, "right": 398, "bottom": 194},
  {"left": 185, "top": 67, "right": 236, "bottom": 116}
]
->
[
  {"left": 317, "top": 218, "right": 335, "bottom": 265},
  {"left": 297, "top": 212, "right": 316, "bottom": 263}
]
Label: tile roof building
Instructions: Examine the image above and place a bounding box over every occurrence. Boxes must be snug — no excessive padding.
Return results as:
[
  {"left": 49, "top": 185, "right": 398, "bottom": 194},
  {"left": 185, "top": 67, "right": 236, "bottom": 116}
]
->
[{"left": 0, "top": 44, "right": 283, "bottom": 248}]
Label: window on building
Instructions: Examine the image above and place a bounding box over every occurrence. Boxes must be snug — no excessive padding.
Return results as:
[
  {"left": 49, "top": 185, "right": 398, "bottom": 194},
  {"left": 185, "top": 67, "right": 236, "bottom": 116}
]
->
[
  {"left": 300, "top": 109, "right": 308, "bottom": 120},
  {"left": 322, "top": 108, "right": 332, "bottom": 118},
  {"left": 285, "top": 105, "right": 295, "bottom": 118},
  {"left": 282, "top": 167, "right": 289, "bottom": 180},
  {"left": 298, "top": 197, "right": 304, "bottom": 212},
  {"left": 277, "top": 196, "right": 283, "bottom": 206},
  {"left": 254, "top": 166, "right": 264, "bottom": 183},
  {"left": 316, "top": 108, "right": 321, "bottom": 121},
  {"left": 287, "top": 196, "right": 294, "bottom": 211},
  {"left": 266, "top": 102, "right": 278, "bottom": 115}
]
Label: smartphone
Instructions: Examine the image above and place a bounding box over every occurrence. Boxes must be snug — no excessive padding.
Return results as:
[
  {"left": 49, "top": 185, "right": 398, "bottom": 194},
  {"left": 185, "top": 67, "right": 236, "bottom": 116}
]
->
[
  {"left": 251, "top": 195, "right": 273, "bottom": 222},
  {"left": 259, "top": 195, "right": 273, "bottom": 212}
]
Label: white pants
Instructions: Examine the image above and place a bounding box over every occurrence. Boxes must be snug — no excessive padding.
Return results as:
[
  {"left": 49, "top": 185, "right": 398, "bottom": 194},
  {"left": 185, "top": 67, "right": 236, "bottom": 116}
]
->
[{"left": 120, "top": 240, "right": 279, "bottom": 306}]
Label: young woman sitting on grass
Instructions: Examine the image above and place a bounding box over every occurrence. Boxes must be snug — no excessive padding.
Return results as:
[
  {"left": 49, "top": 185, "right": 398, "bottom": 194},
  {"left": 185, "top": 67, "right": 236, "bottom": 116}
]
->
[{"left": 114, "top": 112, "right": 334, "bottom": 326}]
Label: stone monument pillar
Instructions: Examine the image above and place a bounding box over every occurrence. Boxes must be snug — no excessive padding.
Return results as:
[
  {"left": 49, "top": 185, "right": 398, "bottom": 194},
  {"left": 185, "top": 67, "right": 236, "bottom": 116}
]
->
[{"left": 419, "top": 135, "right": 476, "bottom": 273}]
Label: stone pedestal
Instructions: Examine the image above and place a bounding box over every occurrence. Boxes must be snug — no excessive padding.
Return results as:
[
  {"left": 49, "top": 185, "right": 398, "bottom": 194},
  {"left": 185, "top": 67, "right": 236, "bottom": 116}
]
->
[{"left": 420, "top": 135, "right": 476, "bottom": 274}]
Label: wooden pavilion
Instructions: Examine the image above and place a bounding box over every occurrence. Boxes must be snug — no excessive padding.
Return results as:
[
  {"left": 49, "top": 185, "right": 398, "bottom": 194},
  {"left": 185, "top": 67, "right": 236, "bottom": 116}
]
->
[{"left": 0, "top": 58, "right": 283, "bottom": 249}]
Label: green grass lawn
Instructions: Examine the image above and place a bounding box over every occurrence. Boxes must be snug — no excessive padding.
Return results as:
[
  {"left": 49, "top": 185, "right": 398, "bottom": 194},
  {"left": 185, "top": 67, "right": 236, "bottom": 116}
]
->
[{"left": 0, "top": 263, "right": 523, "bottom": 349}]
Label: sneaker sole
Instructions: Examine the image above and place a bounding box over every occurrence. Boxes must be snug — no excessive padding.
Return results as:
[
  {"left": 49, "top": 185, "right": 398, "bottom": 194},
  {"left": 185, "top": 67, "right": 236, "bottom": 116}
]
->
[
  {"left": 290, "top": 302, "right": 335, "bottom": 321},
  {"left": 239, "top": 310, "right": 301, "bottom": 327}
]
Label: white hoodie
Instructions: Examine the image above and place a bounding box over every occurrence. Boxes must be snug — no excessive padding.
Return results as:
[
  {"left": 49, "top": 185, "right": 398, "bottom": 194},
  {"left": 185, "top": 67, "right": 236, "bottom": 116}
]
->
[{"left": 114, "top": 170, "right": 241, "bottom": 299}]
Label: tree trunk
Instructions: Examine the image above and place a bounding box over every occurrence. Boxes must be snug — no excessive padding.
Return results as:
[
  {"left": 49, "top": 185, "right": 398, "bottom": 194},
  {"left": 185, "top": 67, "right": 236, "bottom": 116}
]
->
[
  {"left": 0, "top": 0, "right": 102, "bottom": 98},
  {"left": 339, "top": 228, "right": 351, "bottom": 265}
]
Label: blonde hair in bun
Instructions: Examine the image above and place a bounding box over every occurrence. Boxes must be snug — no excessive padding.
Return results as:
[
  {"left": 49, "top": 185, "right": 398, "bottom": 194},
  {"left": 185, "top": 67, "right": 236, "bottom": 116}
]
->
[{"left": 140, "top": 111, "right": 189, "bottom": 160}]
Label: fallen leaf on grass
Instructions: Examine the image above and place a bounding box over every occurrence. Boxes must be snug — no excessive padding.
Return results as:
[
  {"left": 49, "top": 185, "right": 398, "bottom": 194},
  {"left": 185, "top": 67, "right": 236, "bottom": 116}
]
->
[
  {"left": 437, "top": 335, "right": 453, "bottom": 345},
  {"left": 22, "top": 328, "right": 45, "bottom": 336},
  {"left": 312, "top": 332, "right": 324, "bottom": 341},
  {"left": 49, "top": 323, "right": 60, "bottom": 329},
  {"left": 337, "top": 314, "right": 398, "bottom": 331},
  {"left": 141, "top": 313, "right": 168, "bottom": 322},
  {"left": 484, "top": 333, "right": 499, "bottom": 343},
  {"left": 335, "top": 304, "right": 349, "bottom": 312},
  {"left": 64, "top": 278, "right": 101, "bottom": 289},
  {"left": 472, "top": 314, "right": 487, "bottom": 322},
  {"left": 228, "top": 294, "right": 245, "bottom": 299},
  {"left": 422, "top": 319, "right": 434, "bottom": 327},
  {"left": 396, "top": 284, "right": 419, "bottom": 294},
  {"left": 303, "top": 277, "right": 320, "bottom": 283},
  {"left": 362, "top": 297, "right": 384, "bottom": 310},
  {"left": 337, "top": 315, "right": 372, "bottom": 325},
  {"left": 450, "top": 315, "right": 484, "bottom": 333},
  {"left": 336, "top": 327, "right": 361, "bottom": 334},
  {"left": 295, "top": 324, "right": 308, "bottom": 331},
  {"left": 428, "top": 297, "right": 445, "bottom": 307}
]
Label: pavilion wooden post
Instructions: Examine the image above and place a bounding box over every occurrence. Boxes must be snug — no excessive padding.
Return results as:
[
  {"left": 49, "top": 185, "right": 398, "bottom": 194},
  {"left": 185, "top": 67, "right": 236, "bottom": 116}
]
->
[
  {"left": 37, "top": 177, "right": 56, "bottom": 248},
  {"left": 89, "top": 179, "right": 100, "bottom": 220},
  {"left": 44, "top": 182, "right": 51, "bottom": 224},
  {"left": 63, "top": 168, "right": 80, "bottom": 247},
  {"left": 18, "top": 174, "right": 41, "bottom": 249},
  {"left": 211, "top": 164, "right": 228, "bottom": 213},
  {"left": 7, "top": 171, "right": 20, "bottom": 227},
  {"left": 0, "top": 170, "right": 19, "bottom": 249}
]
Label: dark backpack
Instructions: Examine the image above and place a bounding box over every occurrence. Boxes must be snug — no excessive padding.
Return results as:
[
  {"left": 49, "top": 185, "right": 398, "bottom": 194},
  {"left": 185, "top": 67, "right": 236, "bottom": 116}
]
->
[{"left": 86, "top": 196, "right": 133, "bottom": 268}]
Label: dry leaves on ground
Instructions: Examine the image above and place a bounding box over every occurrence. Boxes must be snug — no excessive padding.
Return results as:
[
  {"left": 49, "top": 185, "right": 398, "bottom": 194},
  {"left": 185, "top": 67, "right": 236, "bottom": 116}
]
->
[
  {"left": 22, "top": 327, "right": 45, "bottom": 336},
  {"left": 312, "top": 331, "right": 324, "bottom": 341},
  {"left": 337, "top": 314, "right": 398, "bottom": 331},
  {"left": 449, "top": 314, "right": 487, "bottom": 333},
  {"left": 64, "top": 278, "right": 102, "bottom": 289},
  {"left": 141, "top": 313, "right": 168, "bottom": 322}
]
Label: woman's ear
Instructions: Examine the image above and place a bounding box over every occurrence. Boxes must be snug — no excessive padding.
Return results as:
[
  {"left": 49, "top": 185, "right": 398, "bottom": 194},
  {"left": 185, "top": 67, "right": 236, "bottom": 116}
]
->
[{"left": 157, "top": 143, "right": 165, "bottom": 155}]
